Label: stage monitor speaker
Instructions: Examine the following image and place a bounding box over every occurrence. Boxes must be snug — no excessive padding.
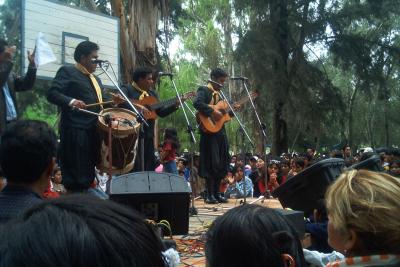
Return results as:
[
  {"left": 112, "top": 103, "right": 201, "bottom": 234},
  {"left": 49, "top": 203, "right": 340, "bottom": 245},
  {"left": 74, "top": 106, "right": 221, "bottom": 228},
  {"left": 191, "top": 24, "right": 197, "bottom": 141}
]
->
[
  {"left": 348, "top": 155, "right": 383, "bottom": 172},
  {"left": 272, "top": 158, "right": 345, "bottom": 214},
  {"left": 275, "top": 209, "right": 305, "bottom": 239},
  {"left": 109, "top": 171, "right": 191, "bottom": 235}
]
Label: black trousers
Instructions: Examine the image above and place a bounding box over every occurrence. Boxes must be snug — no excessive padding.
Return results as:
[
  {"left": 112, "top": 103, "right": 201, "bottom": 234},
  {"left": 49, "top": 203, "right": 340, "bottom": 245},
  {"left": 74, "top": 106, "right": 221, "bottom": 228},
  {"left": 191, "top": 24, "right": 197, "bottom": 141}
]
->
[{"left": 59, "top": 126, "right": 101, "bottom": 191}]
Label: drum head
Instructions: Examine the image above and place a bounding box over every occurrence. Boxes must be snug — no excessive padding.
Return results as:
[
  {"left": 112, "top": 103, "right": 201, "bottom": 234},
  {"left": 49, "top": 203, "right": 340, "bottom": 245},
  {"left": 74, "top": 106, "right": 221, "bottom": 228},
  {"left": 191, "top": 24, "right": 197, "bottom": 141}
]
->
[{"left": 98, "top": 108, "right": 140, "bottom": 136}]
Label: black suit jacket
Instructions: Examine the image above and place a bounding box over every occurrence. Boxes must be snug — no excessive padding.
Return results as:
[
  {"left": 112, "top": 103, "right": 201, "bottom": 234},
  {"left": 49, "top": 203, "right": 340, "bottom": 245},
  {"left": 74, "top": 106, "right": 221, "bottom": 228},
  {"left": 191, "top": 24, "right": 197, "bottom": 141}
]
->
[
  {"left": 0, "top": 61, "right": 37, "bottom": 134},
  {"left": 47, "top": 65, "right": 110, "bottom": 130}
]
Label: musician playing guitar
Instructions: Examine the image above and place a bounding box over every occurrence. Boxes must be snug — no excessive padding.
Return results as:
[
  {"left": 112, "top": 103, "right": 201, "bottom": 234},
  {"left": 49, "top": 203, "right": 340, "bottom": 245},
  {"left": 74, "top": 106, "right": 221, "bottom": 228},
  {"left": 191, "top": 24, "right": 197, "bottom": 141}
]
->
[
  {"left": 120, "top": 67, "right": 185, "bottom": 172},
  {"left": 193, "top": 68, "right": 240, "bottom": 204}
]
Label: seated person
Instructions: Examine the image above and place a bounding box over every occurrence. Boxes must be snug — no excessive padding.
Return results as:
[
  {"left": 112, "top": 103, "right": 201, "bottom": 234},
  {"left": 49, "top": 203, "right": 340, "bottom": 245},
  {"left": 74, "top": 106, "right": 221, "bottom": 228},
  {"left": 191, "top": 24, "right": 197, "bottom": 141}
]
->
[
  {"left": 305, "top": 199, "right": 332, "bottom": 253},
  {"left": 325, "top": 169, "right": 400, "bottom": 266},
  {"left": 249, "top": 158, "right": 266, "bottom": 197},
  {"left": 288, "top": 157, "right": 306, "bottom": 179},
  {"left": 206, "top": 204, "right": 306, "bottom": 267},
  {"left": 0, "top": 120, "right": 57, "bottom": 223},
  {"left": 0, "top": 194, "right": 172, "bottom": 267},
  {"left": 224, "top": 165, "right": 253, "bottom": 198}
]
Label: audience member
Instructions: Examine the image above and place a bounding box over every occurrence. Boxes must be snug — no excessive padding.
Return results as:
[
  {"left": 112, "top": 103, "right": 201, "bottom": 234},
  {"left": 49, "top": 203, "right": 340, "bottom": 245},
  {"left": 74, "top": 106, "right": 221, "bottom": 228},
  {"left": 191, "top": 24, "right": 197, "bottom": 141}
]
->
[
  {"left": 325, "top": 170, "right": 400, "bottom": 266},
  {"left": 280, "top": 159, "right": 290, "bottom": 184},
  {"left": 0, "top": 195, "right": 169, "bottom": 267},
  {"left": 51, "top": 166, "right": 66, "bottom": 194},
  {"left": 206, "top": 204, "right": 306, "bottom": 267},
  {"left": 305, "top": 199, "right": 332, "bottom": 253},
  {"left": 0, "top": 120, "right": 57, "bottom": 223},
  {"left": 160, "top": 128, "right": 179, "bottom": 174},
  {"left": 266, "top": 160, "right": 281, "bottom": 192},
  {"left": 224, "top": 165, "right": 253, "bottom": 198}
]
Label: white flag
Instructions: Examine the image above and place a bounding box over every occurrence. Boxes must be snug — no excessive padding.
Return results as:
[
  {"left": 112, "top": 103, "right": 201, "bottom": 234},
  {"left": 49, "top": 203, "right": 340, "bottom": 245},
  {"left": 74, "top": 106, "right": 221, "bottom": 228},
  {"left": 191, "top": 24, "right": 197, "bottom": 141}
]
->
[{"left": 34, "top": 32, "right": 56, "bottom": 67}]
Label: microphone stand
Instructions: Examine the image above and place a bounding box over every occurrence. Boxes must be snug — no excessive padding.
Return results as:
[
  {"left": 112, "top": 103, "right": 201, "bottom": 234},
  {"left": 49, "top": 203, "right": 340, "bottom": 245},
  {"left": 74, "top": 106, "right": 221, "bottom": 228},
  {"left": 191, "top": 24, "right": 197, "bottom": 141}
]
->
[
  {"left": 217, "top": 87, "right": 254, "bottom": 205},
  {"left": 97, "top": 62, "right": 148, "bottom": 127},
  {"left": 97, "top": 61, "right": 148, "bottom": 172},
  {"left": 241, "top": 79, "right": 267, "bottom": 145},
  {"left": 163, "top": 75, "right": 198, "bottom": 216},
  {"left": 217, "top": 88, "right": 254, "bottom": 147},
  {"left": 235, "top": 78, "right": 268, "bottom": 194}
]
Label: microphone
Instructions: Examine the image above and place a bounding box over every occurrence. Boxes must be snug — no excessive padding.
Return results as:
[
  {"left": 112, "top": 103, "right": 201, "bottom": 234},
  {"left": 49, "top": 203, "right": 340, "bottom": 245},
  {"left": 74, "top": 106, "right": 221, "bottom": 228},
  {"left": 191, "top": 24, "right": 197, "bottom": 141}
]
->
[
  {"left": 158, "top": 71, "right": 174, "bottom": 77},
  {"left": 91, "top": 59, "right": 109, "bottom": 64},
  {"left": 230, "top": 77, "right": 248, "bottom": 80}
]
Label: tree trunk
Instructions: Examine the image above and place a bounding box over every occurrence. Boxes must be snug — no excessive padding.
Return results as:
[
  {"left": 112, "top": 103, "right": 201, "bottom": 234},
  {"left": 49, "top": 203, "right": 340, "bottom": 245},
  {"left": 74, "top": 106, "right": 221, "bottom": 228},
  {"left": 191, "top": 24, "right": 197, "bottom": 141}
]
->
[
  {"left": 111, "top": 0, "right": 163, "bottom": 83},
  {"left": 270, "top": 0, "right": 289, "bottom": 156},
  {"left": 348, "top": 85, "right": 358, "bottom": 148}
]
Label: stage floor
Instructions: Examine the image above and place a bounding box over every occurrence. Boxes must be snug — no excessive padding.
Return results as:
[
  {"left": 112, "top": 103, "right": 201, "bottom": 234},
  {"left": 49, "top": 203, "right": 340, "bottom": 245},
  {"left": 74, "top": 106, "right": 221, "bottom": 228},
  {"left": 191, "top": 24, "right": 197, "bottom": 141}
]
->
[{"left": 174, "top": 197, "right": 283, "bottom": 267}]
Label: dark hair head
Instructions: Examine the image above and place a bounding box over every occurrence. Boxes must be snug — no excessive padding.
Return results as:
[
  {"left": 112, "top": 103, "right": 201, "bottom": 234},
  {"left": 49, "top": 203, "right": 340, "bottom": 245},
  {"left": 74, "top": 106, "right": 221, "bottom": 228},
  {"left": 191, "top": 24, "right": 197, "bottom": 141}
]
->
[
  {"left": 0, "top": 39, "right": 8, "bottom": 54},
  {"left": 232, "top": 165, "right": 244, "bottom": 176},
  {"left": 342, "top": 144, "right": 350, "bottom": 151},
  {"left": 206, "top": 205, "right": 306, "bottom": 267},
  {"left": 132, "top": 67, "right": 153, "bottom": 82},
  {"left": 210, "top": 68, "right": 228, "bottom": 80},
  {"left": 295, "top": 157, "right": 306, "bottom": 169},
  {"left": 0, "top": 120, "right": 57, "bottom": 184},
  {"left": 0, "top": 195, "right": 166, "bottom": 267},
  {"left": 163, "top": 128, "right": 180, "bottom": 150},
  {"left": 74, "top": 40, "right": 99, "bottom": 63}
]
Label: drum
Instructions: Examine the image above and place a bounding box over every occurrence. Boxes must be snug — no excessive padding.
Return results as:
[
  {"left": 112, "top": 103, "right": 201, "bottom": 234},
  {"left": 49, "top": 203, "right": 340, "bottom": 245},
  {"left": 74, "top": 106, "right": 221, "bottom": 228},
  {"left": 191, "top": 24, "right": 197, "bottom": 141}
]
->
[{"left": 97, "top": 108, "right": 140, "bottom": 175}]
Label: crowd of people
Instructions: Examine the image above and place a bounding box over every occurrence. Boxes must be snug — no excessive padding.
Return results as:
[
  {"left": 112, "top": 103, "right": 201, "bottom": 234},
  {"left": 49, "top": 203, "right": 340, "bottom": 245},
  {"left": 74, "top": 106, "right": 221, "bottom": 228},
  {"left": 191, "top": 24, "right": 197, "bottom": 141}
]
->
[{"left": 0, "top": 38, "right": 399, "bottom": 266}]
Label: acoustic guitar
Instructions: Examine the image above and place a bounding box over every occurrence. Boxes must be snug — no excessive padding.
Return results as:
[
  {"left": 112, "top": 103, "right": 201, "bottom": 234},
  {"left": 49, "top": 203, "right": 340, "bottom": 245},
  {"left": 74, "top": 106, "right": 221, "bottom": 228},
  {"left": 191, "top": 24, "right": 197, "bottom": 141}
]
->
[
  {"left": 131, "top": 91, "right": 196, "bottom": 120},
  {"left": 196, "top": 91, "right": 258, "bottom": 134}
]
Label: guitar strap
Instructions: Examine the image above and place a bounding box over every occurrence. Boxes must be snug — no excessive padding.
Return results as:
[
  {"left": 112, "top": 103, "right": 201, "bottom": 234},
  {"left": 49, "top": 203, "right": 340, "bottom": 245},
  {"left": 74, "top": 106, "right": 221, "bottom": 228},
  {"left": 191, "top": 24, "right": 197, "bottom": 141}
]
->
[{"left": 207, "top": 83, "right": 220, "bottom": 105}]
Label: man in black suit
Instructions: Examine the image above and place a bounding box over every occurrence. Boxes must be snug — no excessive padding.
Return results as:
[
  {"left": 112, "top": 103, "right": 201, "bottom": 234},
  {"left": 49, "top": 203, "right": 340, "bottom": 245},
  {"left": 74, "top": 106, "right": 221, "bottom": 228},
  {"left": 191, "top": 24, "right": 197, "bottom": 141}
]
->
[
  {"left": 120, "top": 67, "right": 180, "bottom": 172},
  {"left": 0, "top": 39, "right": 36, "bottom": 135},
  {"left": 47, "top": 41, "right": 121, "bottom": 193}
]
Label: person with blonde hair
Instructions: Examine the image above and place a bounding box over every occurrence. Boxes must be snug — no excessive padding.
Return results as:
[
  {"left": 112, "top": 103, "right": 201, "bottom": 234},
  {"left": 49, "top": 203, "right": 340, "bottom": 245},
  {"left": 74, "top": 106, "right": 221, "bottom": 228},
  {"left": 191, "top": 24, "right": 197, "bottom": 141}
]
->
[{"left": 325, "top": 169, "right": 400, "bottom": 267}]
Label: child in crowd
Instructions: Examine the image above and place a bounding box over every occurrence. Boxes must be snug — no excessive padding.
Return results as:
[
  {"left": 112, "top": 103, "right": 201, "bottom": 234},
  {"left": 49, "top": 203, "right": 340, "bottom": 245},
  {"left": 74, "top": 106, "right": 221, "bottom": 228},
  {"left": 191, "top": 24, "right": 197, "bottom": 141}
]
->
[
  {"left": 51, "top": 166, "right": 66, "bottom": 194},
  {"left": 280, "top": 159, "right": 290, "bottom": 184},
  {"left": 160, "top": 128, "right": 180, "bottom": 174},
  {"left": 224, "top": 165, "right": 253, "bottom": 198},
  {"left": 266, "top": 161, "right": 280, "bottom": 192},
  {"left": 43, "top": 167, "right": 64, "bottom": 199}
]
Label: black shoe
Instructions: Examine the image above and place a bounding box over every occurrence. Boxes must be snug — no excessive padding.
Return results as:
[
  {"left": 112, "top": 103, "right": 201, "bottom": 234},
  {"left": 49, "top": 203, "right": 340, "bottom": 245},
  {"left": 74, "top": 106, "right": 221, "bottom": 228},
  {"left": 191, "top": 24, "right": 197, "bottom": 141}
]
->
[
  {"left": 215, "top": 192, "right": 228, "bottom": 203},
  {"left": 205, "top": 195, "right": 218, "bottom": 204}
]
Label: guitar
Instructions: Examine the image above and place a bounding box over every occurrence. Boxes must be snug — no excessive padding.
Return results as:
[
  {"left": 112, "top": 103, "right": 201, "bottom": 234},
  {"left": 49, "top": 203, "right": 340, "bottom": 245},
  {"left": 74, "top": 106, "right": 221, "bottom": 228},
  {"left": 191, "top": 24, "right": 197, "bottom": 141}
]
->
[
  {"left": 131, "top": 91, "right": 196, "bottom": 120},
  {"left": 196, "top": 91, "right": 259, "bottom": 134}
]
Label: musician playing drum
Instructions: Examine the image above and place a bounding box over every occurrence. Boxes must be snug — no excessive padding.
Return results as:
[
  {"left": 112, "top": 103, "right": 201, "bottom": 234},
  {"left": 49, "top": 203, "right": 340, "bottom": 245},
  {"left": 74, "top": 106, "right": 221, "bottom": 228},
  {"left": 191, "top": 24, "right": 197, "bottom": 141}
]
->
[
  {"left": 193, "top": 68, "right": 240, "bottom": 204},
  {"left": 47, "top": 41, "right": 123, "bottom": 193},
  {"left": 120, "top": 67, "right": 180, "bottom": 172}
]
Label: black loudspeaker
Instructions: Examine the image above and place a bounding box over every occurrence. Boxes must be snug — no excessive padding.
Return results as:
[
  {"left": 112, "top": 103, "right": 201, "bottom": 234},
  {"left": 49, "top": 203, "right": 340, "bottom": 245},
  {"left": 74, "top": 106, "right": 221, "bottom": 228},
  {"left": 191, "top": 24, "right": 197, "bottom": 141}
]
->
[
  {"left": 348, "top": 155, "right": 383, "bottom": 172},
  {"left": 275, "top": 209, "right": 305, "bottom": 239},
  {"left": 109, "top": 171, "right": 191, "bottom": 235},
  {"left": 272, "top": 158, "right": 345, "bottom": 214}
]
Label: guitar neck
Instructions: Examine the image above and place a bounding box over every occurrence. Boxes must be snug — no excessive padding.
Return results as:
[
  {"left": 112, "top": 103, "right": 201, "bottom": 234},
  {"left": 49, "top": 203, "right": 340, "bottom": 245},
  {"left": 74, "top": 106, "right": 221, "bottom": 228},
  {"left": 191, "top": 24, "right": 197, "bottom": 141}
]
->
[
  {"left": 223, "top": 94, "right": 256, "bottom": 111},
  {"left": 150, "top": 97, "right": 178, "bottom": 110}
]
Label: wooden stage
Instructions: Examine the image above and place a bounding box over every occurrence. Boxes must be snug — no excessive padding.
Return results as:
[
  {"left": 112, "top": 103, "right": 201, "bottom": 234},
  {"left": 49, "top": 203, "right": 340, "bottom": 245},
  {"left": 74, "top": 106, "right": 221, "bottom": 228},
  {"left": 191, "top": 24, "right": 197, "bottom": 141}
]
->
[{"left": 173, "top": 197, "right": 284, "bottom": 267}]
